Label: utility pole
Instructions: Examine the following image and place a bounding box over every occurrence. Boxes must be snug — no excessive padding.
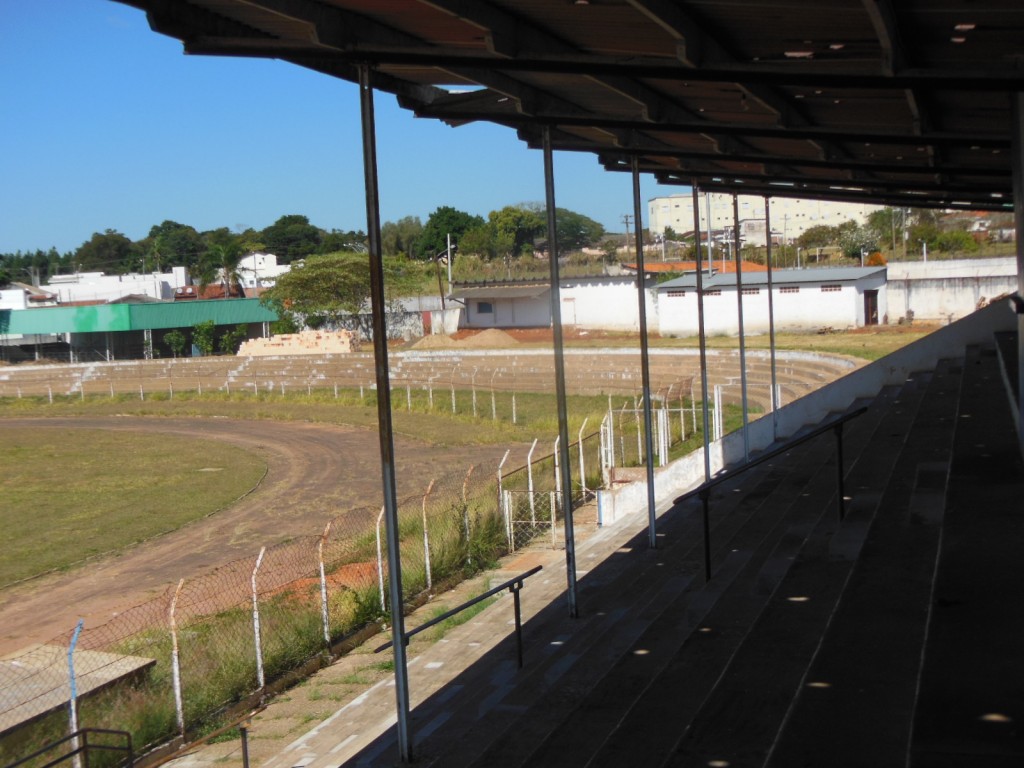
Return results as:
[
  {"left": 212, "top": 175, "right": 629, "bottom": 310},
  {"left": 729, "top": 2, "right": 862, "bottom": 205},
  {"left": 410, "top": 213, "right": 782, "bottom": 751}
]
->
[{"left": 623, "top": 214, "right": 633, "bottom": 251}]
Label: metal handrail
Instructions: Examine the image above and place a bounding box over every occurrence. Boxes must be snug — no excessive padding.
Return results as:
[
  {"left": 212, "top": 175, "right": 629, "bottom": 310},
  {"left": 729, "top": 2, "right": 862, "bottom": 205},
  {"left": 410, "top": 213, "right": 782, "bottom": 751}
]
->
[
  {"left": 375, "top": 564, "right": 543, "bottom": 668},
  {"left": 4, "top": 729, "right": 133, "bottom": 768},
  {"left": 674, "top": 406, "right": 868, "bottom": 581}
]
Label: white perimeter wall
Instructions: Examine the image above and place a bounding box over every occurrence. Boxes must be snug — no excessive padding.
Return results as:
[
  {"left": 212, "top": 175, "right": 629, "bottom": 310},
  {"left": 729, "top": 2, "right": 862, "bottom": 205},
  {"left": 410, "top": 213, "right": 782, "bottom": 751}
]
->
[
  {"left": 560, "top": 279, "right": 657, "bottom": 332},
  {"left": 885, "top": 258, "right": 1018, "bottom": 322}
]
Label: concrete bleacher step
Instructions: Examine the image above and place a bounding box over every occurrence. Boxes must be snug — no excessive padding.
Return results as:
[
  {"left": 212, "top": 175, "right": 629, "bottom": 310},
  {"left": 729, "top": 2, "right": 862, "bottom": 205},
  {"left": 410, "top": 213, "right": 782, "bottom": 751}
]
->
[
  {"left": 552, "top": 381, "right": 919, "bottom": 768},
  {"left": 909, "top": 345, "right": 1024, "bottom": 767},
  {"left": 438, "top": 404, "right": 890, "bottom": 768},
  {"left": 388, "top": 380, "right": 909, "bottom": 768},
  {"left": 400, "top": 457, "right": 817, "bottom": 768},
  {"left": 738, "top": 358, "right": 964, "bottom": 768}
]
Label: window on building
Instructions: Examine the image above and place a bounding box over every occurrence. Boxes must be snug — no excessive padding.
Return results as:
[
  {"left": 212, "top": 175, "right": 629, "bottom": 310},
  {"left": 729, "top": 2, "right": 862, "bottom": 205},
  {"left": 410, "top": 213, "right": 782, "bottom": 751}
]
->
[
  {"left": 705, "top": 289, "right": 722, "bottom": 296},
  {"left": 741, "top": 288, "right": 760, "bottom": 295},
  {"left": 821, "top": 285, "right": 842, "bottom": 292},
  {"left": 477, "top": 301, "right": 494, "bottom": 314},
  {"left": 666, "top": 289, "right": 687, "bottom": 297},
  {"left": 780, "top": 286, "right": 800, "bottom": 294}
]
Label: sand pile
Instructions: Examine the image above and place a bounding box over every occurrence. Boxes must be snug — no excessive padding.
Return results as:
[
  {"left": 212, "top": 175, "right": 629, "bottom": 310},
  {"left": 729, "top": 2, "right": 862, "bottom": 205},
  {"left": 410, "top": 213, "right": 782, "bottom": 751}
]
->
[
  {"left": 460, "top": 329, "right": 519, "bottom": 348},
  {"left": 411, "top": 334, "right": 461, "bottom": 349}
]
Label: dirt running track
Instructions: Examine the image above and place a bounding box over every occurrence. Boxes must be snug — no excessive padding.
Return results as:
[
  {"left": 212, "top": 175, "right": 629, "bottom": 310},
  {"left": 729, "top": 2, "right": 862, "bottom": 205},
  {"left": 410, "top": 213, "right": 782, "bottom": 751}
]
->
[{"left": 0, "top": 417, "right": 529, "bottom": 655}]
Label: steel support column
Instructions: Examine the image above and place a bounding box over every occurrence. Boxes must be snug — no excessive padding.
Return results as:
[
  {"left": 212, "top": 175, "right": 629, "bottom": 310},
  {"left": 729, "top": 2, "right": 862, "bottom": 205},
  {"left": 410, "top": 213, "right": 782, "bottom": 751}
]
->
[
  {"left": 764, "top": 197, "right": 779, "bottom": 441},
  {"left": 692, "top": 184, "right": 712, "bottom": 482},
  {"left": 733, "top": 195, "right": 750, "bottom": 461},
  {"left": 542, "top": 126, "right": 578, "bottom": 618},
  {"left": 631, "top": 157, "right": 658, "bottom": 547},
  {"left": 1013, "top": 92, "right": 1024, "bottom": 458},
  {"left": 358, "top": 64, "right": 412, "bottom": 763}
]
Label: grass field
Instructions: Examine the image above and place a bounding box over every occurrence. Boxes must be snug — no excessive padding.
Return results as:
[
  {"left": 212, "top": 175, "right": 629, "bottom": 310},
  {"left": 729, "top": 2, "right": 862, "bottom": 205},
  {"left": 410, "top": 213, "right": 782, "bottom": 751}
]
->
[{"left": 0, "top": 429, "right": 267, "bottom": 587}]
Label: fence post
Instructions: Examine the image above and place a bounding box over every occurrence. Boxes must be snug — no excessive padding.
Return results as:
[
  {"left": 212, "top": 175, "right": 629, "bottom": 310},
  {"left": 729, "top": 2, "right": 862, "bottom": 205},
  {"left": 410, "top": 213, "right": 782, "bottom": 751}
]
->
[
  {"left": 503, "top": 490, "right": 514, "bottom": 551},
  {"left": 714, "top": 385, "right": 724, "bottom": 441},
  {"left": 553, "top": 435, "right": 560, "bottom": 511},
  {"left": 462, "top": 465, "right": 475, "bottom": 566},
  {"left": 422, "top": 480, "right": 436, "bottom": 593},
  {"left": 527, "top": 438, "right": 538, "bottom": 523},
  {"left": 618, "top": 401, "right": 628, "bottom": 466},
  {"left": 550, "top": 491, "right": 557, "bottom": 548},
  {"left": 319, "top": 522, "right": 332, "bottom": 647},
  {"left": 450, "top": 364, "right": 459, "bottom": 413},
  {"left": 578, "top": 417, "right": 589, "bottom": 500},
  {"left": 169, "top": 579, "right": 186, "bottom": 737},
  {"left": 490, "top": 370, "right": 498, "bottom": 420},
  {"left": 497, "top": 450, "right": 511, "bottom": 548},
  {"left": 511, "top": 361, "right": 517, "bottom": 424},
  {"left": 376, "top": 505, "right": 386, "bottom": 611},
  {"left": 251, "top": 547, "right": 266, "bottom": 690},
  {"left": 471, "top": 367, "right": 478, "bottom": 417},
  {"left": 635, "top": 395, "right": 643, "bottom": 463},
  {"left": 406, "top": 384, "right": 411, "bottom": 411},
  {"left": 48, "top": 385, "right": 53, "bottom": 404},
  {"left": 67, "top": 619, "right": 84, "bottom": 768}
]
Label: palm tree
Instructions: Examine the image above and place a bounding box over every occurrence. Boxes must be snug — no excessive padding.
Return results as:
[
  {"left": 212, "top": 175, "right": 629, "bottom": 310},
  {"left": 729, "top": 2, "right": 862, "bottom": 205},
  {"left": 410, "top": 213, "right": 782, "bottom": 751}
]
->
[{"left": 204, "top": 243, "right": 243, "bottom": 299}]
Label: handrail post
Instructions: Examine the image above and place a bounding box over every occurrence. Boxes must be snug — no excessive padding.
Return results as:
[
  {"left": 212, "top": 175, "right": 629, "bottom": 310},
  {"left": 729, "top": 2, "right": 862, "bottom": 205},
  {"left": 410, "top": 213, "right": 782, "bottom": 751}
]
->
[
  {"left": 834, "top": 423, "right": 846, "bottom": 520},
  {"left": 511, "top": 580, "right": 524, "bottom": 668},
  {"left": 699, "top": 488, "right": 712, "bottom": 582}
]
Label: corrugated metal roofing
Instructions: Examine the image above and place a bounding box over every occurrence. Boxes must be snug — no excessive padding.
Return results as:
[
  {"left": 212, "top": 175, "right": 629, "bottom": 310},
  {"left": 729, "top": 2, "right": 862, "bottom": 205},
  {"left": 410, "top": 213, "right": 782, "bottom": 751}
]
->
[
  {"left": 0, "top": 299, "right": 277, "bottom": 336},
  {"left": 449, "top": 285, "right": 550, "bottom": 300},
  {"left": 657, "top": 266, "right": 886, "bottom": 291}
]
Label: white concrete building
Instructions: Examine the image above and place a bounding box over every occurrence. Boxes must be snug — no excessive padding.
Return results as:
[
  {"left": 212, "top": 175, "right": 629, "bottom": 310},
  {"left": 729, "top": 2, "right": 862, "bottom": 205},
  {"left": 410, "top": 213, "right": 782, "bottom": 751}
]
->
[
  {"left": 657, "top": 267, "right": 888, "bottom": 336},
  {"left": 649, "top": 193, "right": 883, "bottom": 245},
  {"left": 41, "top": 267, "right": 190, "bottom": 304},
  {"left": 237, "top": 253, "right": 291, "bottom": 295},
  {"left": 450, "top": 283, "right": 552, "bottom": 328}
]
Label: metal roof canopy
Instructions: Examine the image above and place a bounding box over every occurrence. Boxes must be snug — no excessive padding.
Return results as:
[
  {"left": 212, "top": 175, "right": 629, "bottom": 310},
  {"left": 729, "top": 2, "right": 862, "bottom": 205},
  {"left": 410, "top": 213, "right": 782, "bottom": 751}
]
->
[
  {"left": 116, "top": 0, "right": 1024, "bottom": 212},
  {"left": 449, "top": 284, "right": 550, "bottom": 300}
]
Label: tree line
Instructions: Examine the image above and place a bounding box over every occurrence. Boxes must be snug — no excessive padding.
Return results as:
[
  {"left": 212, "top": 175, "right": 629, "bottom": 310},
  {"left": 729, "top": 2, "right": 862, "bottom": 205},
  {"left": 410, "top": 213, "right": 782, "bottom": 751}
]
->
[{"left": 0, "top": 203, "right": 606, "bottom": 289}]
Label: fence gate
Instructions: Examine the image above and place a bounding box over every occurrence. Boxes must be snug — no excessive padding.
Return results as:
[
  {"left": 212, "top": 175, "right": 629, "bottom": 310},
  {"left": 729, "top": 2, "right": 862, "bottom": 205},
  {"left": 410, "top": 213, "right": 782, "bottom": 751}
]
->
[{"left": 502, "top": 490, "right": 562, "bottom": 551}]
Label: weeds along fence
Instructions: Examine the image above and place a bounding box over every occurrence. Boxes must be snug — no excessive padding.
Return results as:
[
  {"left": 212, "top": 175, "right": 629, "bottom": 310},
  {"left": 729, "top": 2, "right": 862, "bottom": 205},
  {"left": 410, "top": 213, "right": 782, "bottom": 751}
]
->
[{"left": 0, "top": 460, "right": 514, "bottom": 768}]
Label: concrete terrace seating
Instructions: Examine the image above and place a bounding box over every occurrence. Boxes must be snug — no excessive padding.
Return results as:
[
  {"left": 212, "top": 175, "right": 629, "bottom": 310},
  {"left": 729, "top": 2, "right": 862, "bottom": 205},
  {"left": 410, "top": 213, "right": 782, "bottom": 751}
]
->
[
  {"left": 0, "top": 349, "right": 858, "bottom": 409},
  {"left": 326, "top": 340, "right": 1023, "bottom": 767}
]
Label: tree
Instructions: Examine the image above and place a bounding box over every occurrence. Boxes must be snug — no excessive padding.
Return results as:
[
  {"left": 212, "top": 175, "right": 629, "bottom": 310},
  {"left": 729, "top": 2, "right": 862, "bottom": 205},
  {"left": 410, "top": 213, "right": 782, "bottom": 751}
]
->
[
  {"left": 837, "top": 222, "right": 878, "bottom": 259},
  {"left": 144, "top": 221, "right": 205, "bottom": 270},
  {"left": 554, "top": 208, "right": 604, "bottom": 251},
  {"left": 260, "top": 252, "right": 417, "bottom": 339},
  {"left": 204, "top": 242, "right": 244, "bottom": 298},
  {"left": 74, "top": 229, "right": 140, "bottom": 273},
  {"left": 219, "top": 324, "right": 249, "bottom": 355},
  {"left": 796, "top": 224, "right": 840, "bottom": 250},
  {"left": 164, "top": 329, "right": 188, "bottom": 358},
  {"left": 192, "top": 320, "right": 217, "bottom": 356},
  {"left": 416, "top": 207, "right": 484, "bottom": 259},
  {"left": 261, "top": 214, "right": 322, "bottom": 262},
  {"left": 489, "top": 205, "right": 545, "bottom": 258},
  {"left": 319, "top": 229, "right": 368, "bottom": 254},
  {"left": 381, "top": 216, "right": 423, "bottom": 257}
]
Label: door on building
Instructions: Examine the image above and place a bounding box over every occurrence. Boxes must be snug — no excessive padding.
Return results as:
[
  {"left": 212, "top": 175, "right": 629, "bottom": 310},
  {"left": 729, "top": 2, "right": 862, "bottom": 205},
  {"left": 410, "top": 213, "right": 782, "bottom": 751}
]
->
[{"left": 864, "top": 289, "right": 879, "bottom": 326}]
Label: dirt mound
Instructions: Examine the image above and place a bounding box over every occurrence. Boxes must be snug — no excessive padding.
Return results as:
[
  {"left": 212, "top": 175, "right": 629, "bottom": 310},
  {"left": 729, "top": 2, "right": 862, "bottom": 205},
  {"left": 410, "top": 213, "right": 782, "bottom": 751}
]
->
[
  {"left": 411, "top": 334, "right": 461, "bottom": 349},
  {"left": 459, "top": 329, "right": 519, "bottom": 348}
]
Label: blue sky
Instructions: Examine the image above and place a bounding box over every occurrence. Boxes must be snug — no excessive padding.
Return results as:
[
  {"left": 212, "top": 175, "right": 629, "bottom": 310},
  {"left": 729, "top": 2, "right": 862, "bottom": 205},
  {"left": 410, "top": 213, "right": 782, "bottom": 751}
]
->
[{"left": 1, "top": 0, "right": 664, "bottom": 256}]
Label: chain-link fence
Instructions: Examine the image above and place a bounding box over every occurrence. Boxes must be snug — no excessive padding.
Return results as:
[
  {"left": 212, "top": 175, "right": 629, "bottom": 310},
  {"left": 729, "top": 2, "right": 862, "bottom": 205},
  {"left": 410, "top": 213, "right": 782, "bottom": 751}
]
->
[{"left": 0, "top": 460, "right": 512, "bottom": 768}]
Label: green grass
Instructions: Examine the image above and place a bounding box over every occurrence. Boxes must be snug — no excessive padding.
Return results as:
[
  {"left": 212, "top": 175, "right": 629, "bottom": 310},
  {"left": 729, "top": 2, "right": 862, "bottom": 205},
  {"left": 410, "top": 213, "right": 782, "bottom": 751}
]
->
[{"left": 0, "top": 429, "right": 266, "bottom": 586}]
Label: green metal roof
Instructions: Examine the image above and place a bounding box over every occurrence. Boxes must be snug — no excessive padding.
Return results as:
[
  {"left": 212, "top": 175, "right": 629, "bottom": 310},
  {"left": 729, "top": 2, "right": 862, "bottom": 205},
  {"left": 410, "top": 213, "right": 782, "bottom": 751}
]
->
[{"left": 0, "top": 299, "right": 277, "bottom": 336}]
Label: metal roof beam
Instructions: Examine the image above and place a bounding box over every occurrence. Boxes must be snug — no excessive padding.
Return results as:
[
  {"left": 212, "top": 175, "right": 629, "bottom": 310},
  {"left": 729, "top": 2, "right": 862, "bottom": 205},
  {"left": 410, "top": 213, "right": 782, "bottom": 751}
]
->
[
  {"left": 593, "top": 149, "right": 1008, "bottom": 179},
  {"left": 410, "top": 105, "right": 1009, "bottom": 149}
]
